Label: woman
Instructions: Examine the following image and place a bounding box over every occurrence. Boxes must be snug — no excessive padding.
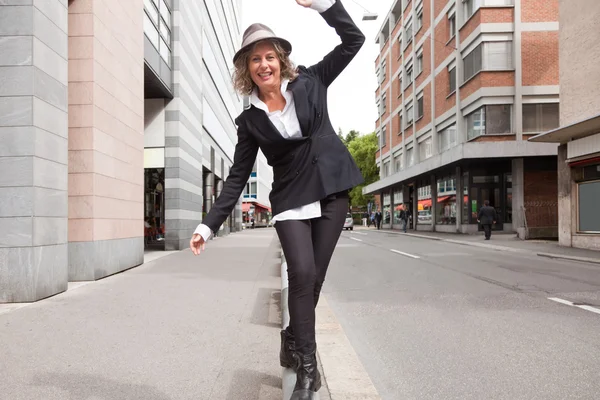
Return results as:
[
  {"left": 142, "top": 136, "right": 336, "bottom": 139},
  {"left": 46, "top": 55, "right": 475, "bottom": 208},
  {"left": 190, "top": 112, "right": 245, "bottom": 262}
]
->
[{"left": 190, "top": 0, "right": 364, "bottom": 398}]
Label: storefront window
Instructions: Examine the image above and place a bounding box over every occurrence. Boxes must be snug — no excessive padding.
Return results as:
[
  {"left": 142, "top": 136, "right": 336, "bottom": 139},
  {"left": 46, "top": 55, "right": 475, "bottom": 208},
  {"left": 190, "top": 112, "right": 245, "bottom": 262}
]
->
[
  {"left": 393, "top": 188, "right": 404, "bottom": 225},
  {"left": 436, "top": 177, "right": 457, "bottom": 225},
  {"left": 417, "top": 183, "right": 432, "bottom": 224},
  {"left": 505, "top": 174, "right": 512, "bottom": 223},
  {"left": 383, "top": 192, "right": 391, "bottom": 225},
  {"left": 578, "top": 180, "right": 600, "bottom": 232},
  {"left": 462, "top": 172, "right": 469, "bottom": 223},
  {"left": 144, "top": 168, "right": 165, "bottom": 249}
]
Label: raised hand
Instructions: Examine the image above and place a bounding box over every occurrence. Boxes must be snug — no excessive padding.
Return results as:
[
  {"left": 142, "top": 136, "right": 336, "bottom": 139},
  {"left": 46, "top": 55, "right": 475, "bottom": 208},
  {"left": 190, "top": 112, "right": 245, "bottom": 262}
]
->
[
  {"left": 189, "top": 234, "right": 206, "bottom": 256},
  {"left": 295, "top": 0, "right": 313, "bottom": 8}
]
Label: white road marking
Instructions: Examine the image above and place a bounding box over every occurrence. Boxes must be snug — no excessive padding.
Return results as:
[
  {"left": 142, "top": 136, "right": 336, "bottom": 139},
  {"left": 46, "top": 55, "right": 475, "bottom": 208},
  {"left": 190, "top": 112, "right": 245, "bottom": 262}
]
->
[
  {"left": 390, "top": 249, "right": 420, "bottom": 259},
  {"left": 351, "top": 231, "right": 368, "bottom": 236},
  {"left": 350, "top": 237, "right": 363, "bottom": 242},
  {"left": 548, "top": 297, "right": 600, "bottom": 315}
]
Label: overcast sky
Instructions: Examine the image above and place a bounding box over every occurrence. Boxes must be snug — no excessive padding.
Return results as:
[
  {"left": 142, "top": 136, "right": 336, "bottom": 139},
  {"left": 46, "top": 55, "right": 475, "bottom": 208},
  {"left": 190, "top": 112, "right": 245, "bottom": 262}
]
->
[{"left": 242, "top": 0, "right": 394, "bottom": 136}]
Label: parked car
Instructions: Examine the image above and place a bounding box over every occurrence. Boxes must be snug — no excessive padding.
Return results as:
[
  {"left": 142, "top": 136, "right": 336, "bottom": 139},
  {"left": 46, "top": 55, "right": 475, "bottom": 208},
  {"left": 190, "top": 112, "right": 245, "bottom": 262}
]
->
[{"left": 343, "top": 213, "right": 354, "bottom": 230}]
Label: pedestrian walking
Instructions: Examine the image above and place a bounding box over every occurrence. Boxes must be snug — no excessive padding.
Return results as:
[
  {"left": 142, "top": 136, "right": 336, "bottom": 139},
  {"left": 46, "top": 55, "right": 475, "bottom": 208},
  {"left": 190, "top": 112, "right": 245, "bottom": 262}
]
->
[
  {"left": 375, "top": 210, "right": 382, "bottom": 230},
  {"left": 477, "top": 200, "right": 497, "bottom": 240},
  {"left": 400, "top": 204, "right": 409, "bottom": 233},
  {"left": 189, "top": 1, "right": 365, "bottom": 398}
]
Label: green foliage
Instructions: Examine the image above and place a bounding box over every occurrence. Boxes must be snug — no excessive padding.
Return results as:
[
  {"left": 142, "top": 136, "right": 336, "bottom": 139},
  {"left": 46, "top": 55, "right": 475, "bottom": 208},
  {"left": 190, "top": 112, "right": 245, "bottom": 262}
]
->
[{"left": 338, "top": 130, "right": 379, "bottom": 208}]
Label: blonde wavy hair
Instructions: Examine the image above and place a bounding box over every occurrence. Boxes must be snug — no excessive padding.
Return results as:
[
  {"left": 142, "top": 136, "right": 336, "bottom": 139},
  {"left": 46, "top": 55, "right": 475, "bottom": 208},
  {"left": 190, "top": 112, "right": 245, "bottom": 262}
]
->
[{"left": 233, "top": 39, "right": 299, "bottom": 96}]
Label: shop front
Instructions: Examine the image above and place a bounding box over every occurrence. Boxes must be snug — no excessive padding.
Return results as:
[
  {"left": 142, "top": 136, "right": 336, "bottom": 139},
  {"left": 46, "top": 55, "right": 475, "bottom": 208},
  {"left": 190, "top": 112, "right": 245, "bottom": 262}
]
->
[{"left": 144, "top": 168, "right": 165, "bottom": 250}]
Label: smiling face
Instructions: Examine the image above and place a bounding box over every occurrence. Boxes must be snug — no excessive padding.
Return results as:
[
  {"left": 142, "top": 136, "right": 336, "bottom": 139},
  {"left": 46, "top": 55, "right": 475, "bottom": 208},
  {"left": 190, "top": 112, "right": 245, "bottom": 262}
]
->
[{"left": 248, "top": 41, "right": 281, "bottom": 93}]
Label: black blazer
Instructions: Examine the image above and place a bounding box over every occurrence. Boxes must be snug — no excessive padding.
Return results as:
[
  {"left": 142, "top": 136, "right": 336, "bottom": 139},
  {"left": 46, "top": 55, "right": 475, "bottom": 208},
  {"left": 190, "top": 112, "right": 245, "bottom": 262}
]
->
[
  {"left": 478, "top": 206, "right": 498, "bottom": 225},
  {"left": 203, "top": 0, "right": 365, "bottom": 233}
]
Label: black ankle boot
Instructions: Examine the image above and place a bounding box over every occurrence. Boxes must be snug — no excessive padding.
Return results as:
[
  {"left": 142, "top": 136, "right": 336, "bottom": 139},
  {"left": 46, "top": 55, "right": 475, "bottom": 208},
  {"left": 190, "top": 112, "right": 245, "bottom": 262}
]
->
[
  {"left": 280, "top": 329, "right": 297, "bottom": 369},
  {"left": 290, "top": 351, "right": 321, "bottom": 400}
]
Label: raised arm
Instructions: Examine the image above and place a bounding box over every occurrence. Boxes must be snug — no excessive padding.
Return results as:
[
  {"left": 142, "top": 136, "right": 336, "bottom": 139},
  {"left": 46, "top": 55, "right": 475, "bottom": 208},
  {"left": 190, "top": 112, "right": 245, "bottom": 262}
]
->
[
  {"left": 192, "top": 120, "right": 259, "bottom": 249},
  {"left": 305, "top": 0, "right": 366, "bottom": 87}
]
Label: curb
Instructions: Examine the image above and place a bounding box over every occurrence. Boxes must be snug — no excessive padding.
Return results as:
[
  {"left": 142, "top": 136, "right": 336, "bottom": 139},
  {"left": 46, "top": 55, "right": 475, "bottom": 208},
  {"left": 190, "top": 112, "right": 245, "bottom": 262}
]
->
[
  {"left": 537, "top": 252, "right": 600, "bottom": 265},
  {"left": 364, "top": 229, "right": 600, "bottom": 264},
  {"left": 280, "top": 250, "right": 297, "bottom": 400}
]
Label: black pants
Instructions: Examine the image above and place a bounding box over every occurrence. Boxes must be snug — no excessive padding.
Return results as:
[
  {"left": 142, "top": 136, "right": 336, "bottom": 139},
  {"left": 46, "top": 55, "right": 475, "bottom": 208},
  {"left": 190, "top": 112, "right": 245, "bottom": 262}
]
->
[
  {"left": 483, "top": 224, "right": 492, "bottom": 239},
  {"left": 275, "top": 192, "right": 348, "bottom": 355}
]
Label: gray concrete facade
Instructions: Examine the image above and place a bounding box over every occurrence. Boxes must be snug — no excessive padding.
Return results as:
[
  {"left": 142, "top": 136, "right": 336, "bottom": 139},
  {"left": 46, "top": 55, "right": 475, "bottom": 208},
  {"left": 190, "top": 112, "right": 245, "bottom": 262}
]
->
[
  {"left": 0, "top": 1, "right": 69, "bottom": 302},
  {"left": 160, "top": 0, "right": 242, "bottom": 250}
]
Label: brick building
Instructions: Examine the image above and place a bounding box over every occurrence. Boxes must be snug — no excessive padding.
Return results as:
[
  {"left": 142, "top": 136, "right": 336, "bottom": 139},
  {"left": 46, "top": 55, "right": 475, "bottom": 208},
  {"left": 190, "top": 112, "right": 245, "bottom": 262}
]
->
[
  {"left": 530, "top": 0, "right": 600, "bottom": 250},
  {"left": 364, "top": 0, "right": 560, "bottom": 238}
]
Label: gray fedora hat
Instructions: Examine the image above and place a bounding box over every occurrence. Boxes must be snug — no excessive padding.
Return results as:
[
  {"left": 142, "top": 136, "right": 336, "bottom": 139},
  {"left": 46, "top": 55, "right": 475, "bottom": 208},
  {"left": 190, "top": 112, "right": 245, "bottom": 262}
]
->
[{"left": 233, "top": 23, "right": 292, "bottom": 63}]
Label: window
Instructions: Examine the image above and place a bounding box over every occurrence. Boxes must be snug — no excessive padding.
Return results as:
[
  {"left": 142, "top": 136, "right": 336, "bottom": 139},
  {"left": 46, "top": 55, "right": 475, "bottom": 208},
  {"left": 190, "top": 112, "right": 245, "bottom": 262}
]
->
[
  {"left": 382, "top": 60, "right": 387, "bottom": 82},
  {"left": 376, "top": 101, "right": 381, "bottom": 116},
  {"left": 405, "top": 64, "right": 413, "bottom": 86},
  {"left": 382, "top": 93, "right": 387, "bottom": 115},
  {"left": 383, "top": 192, "right": 392, "bottom": 224},
  {"left": 419, "top": 137, "right": 433, "bottom": 161},
  {"left": 144, "top": 0, "right": 171, "bottom": 66},
  {"left": 416, "top": 8, "right": 423, "bottom": 31},
  {"left": 484, "top": 42, "right": 513, "bottom": 70},
  {"left": 466, "top": 105, "right": 512, "bottom": 140},
  {"left": 449, "top": 13, "right": 456, "bottom": 39},
  {"left": 382, "top": 125, "right": 387, "bottom": 146},
  {"left": 416, "top": 49, "right": 423, "bottom": 75},
  {"left": 383, "top": 161, "right": 391, "bottom": 177},
  {"left": 449, "top": 66, "right": 456, "bottom": 93},
  {"left": 523, "top": 103, "right": 559, "bottom": 133},
  {"left": 578, "top": 180, "right": 600, "bottom": 232},
  {"left": 376, "top": 68, "right": 382, "bottom": 84},
  {"left": 397, "top": 34, "right": 403, "bottom": 59},
  {"left": 405, "top": 23, "right": 413, "bottom": 46},
  {"left": 398, "top": 111, "right": 403, "bottom": 132},
  {"left": 464, "top": 0, "right": 481, "bottom": 20},
  {"left": 394, "top": 153, "right": 403, "bottom": 172},
  {"left": 397, "top": 74, "right": 403, "bottom": 96},
  {"left": 463, "top": 43, "right": 482, "bottom": 82},
  {"left": 439, "top": 124, "right": 457, "bottom": 152},
  {"left": 244, "top": 182, "right": 257, "bottom": 199},
  {"left": 407, "top": 148, "right": 415, "bottom": 166},
  {"left": 416, "top": 95, "right": 424, "bottom": 119},
  {"left": 406, "top": 103, "right": 414, "bottom": 125}
]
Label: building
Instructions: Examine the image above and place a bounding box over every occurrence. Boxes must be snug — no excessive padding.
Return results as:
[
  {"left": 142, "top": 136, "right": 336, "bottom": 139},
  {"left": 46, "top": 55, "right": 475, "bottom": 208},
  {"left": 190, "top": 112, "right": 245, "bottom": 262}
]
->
[
  {"left": 0, "top": 0, "right": 243, "bottom": 303},
  {"left": 242, "top": 153, "right": 273, "bottom": 228},
  {"left": 364, "top": 0, "right": 560, "bottom": 239},
  {"left": 529, "top": 0, "right": 600, "bottom": 250}
]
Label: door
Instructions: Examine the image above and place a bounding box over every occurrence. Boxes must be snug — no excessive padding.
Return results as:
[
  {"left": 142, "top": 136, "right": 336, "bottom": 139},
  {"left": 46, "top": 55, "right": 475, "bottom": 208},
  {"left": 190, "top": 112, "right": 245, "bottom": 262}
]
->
[{"left": 477, "top": 186, "right": 503, "bottom": 231}]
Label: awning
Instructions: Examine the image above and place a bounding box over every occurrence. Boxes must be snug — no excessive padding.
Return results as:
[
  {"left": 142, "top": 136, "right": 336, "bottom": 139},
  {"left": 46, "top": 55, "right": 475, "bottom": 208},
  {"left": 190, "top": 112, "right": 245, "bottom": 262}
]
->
[
  {"left": 242, "top": 203, "right": 251, "bottom": 213},
  {"left": 253, "top": 202, "right": 271, "bottom": 212},
  {"left": 242, "top": 201, "right": 271, "bottom": 213},
  {"left": 418, "top": 199, "right": 432, "bottom": 208},
  {"left": 529, "top": 113, "right": 600, "bottom": 144}
]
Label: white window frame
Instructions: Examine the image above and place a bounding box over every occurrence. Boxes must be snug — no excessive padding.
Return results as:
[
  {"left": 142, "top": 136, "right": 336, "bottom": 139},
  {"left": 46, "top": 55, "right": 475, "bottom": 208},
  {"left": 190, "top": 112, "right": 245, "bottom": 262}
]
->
[
  {"left": 416, "top": 92, "right": 424, "bottom": 120},
  {"left": 406, "top": 102, "right": 414, "bottom": 125},
  {"left": 416, "top": 46, "right": 424, "bottom": 76}
]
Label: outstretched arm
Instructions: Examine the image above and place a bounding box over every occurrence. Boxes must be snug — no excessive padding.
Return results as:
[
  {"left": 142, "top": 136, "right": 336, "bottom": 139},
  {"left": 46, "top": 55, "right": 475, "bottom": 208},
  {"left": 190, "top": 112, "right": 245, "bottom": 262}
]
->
[
  {"left": 302, "top": 0, "right": 366, "bottom": 87},
  {"left": 190, "top": 121, "right": 259, "bottom": 255}
]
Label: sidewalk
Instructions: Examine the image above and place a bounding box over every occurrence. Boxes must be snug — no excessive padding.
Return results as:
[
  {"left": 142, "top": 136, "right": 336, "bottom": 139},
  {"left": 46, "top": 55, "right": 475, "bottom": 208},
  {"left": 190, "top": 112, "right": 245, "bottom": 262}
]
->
[
  {"left": 0, "top": 229, "right": 288, "bottom": 400},
  {"left": 358, "top": 226, "right": 600, "bottom": 264}
]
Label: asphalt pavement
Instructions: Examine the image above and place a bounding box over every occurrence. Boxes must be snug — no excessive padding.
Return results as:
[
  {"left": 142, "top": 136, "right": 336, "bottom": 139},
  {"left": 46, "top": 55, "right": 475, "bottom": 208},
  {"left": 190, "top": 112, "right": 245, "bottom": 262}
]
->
[
  {"left": 0, "top": 229, "right": 285, "bottom": 400},
  {"left": 324, "top": 228, "right": 600, "bottom": 400}
]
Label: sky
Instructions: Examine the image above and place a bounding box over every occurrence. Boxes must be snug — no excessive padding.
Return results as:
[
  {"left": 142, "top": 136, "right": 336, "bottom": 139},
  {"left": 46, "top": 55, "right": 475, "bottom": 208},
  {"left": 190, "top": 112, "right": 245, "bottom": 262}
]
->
[{"left": 242, "top": 0, "right": 395, "bottom": 136}]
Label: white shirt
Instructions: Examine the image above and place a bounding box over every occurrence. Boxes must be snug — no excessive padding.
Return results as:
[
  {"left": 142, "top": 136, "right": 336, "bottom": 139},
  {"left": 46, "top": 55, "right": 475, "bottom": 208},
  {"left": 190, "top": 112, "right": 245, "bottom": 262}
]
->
[{"left": 194, "top": 0, "right": 335, "bottom": 242}]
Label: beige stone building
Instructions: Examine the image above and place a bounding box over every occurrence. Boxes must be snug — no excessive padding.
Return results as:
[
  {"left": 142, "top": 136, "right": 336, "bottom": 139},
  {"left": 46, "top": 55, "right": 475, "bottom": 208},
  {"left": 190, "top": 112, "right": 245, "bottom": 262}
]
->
[
  {"left": 0, "top": 0, "right": 243, "bottom": 302},
  {"left": 530, "top": 0, "right": 600, "bottom": 250}
]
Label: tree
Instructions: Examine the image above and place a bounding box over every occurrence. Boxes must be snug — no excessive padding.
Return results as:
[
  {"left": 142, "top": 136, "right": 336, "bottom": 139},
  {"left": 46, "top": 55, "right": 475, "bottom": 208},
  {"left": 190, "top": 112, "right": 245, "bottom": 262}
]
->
[
  {"left": 337, "top": 128, "right": 360, "bottom": 147},
  {"left": 339, "top": 131, "right": 379, "bottom": 208}
]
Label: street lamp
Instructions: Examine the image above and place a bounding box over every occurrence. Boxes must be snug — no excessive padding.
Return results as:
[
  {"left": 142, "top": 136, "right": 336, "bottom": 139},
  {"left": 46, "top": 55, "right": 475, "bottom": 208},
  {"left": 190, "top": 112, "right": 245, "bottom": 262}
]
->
[{"left": 347, "top": 0, "right": 379, "bottom": 21}]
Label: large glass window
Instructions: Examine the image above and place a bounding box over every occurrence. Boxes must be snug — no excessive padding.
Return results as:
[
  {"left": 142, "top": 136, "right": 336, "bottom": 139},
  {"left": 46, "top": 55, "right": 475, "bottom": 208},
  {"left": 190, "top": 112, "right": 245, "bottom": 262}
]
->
[
  {"left": 505, "top": 174, "right": 513, "bottom": 224},
  {"left": 383, "top": 192, "right": 392, "bottom": 225},
  {"left": 467, "top": 105, "right": 512, "bottom": 140},
  {"left": 436, "top": 177, "right": 457, "bottom": 225},
  {"left": 394, "top": 153, "right": 403, "bottom": 172},
  {"left": 145, "top": 0, "right": 171, "bottom": 66},
  {"left": 393, "top": 188, "right": 404, "bottom": 225},
  {"left": 439, "top": 124, "right": 457, "bottom": 152},
  {"left": 578, "top": 180, "right": 600, "bottom": 232},
  {"left": 406, "top": 103, "right": 414, "bottom": 125},
  {"left": 416, "top": 95, "right": 424, "bottom": 119},
  {"left": 417, "top": 183, "right": 432, "bottom": 224},
  {"left": 523, "top": 103, "right": 560, "bottom": 133}
]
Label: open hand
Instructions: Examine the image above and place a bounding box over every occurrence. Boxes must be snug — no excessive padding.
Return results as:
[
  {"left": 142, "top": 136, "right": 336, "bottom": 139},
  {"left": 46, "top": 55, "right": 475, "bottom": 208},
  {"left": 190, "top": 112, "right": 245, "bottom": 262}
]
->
[
  {"left": 189, "top": 234, "right": 206, "bottom": 255},
  {"left": 295, "top": 0, "right": 313, "bottom": 7}
]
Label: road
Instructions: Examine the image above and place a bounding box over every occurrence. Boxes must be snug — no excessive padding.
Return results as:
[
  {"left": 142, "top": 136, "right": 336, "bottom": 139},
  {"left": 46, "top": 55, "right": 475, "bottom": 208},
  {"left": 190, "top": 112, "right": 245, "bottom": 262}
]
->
[{"left": 324, "top": 229, "right": 600, "bottom": 400}]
